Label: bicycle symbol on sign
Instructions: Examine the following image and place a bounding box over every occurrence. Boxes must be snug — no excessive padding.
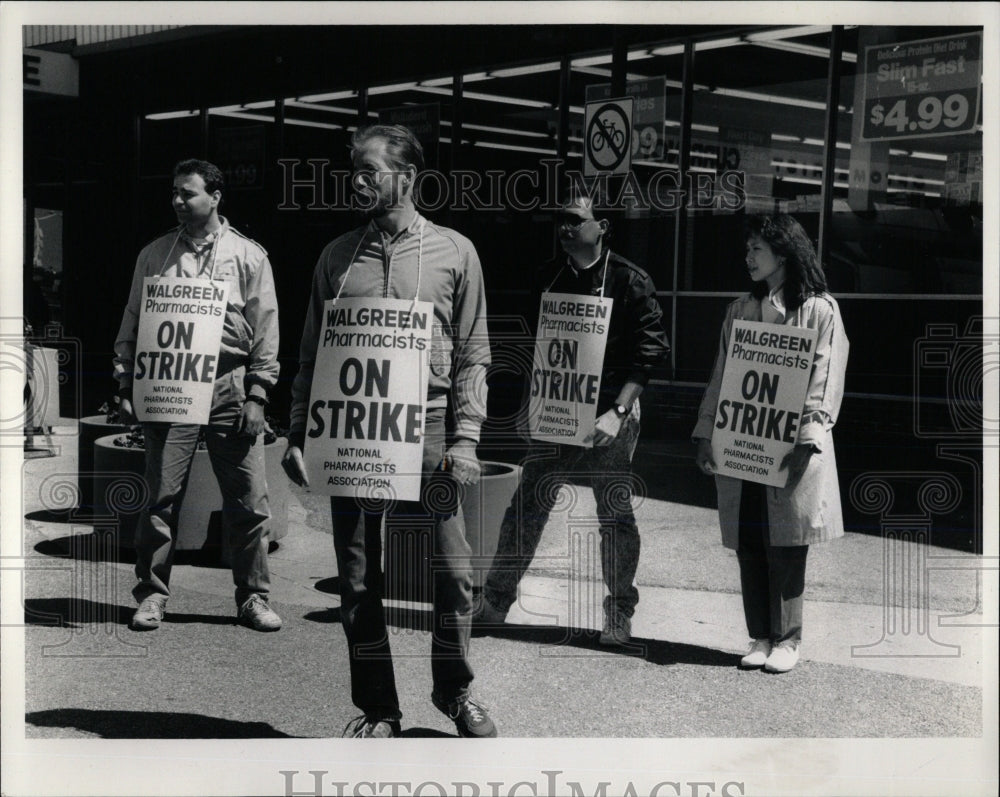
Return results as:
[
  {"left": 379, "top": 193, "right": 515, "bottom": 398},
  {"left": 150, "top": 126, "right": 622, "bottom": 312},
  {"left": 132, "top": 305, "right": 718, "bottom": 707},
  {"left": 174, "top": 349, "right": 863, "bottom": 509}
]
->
[
  {"left": 590, "top": 119, "right": 626, "bottom": 153},
  {"left": 585, "top": 100, "right": 632, "bottom": 175}
]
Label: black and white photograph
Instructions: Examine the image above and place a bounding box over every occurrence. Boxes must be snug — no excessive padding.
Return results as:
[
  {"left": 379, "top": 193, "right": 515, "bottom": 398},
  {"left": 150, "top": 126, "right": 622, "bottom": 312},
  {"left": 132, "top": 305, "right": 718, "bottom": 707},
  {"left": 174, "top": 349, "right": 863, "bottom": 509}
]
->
[{"left": 1, "top": 2, "right": 997, "bottom": 796}]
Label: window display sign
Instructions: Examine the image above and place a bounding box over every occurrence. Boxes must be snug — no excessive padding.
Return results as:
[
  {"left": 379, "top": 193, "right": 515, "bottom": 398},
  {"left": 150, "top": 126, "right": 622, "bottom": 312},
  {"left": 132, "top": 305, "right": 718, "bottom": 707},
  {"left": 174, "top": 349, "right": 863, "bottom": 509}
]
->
[
  {"left": 717, "top": 127, "right": 773, "bottom": 212},
  {"left": 379, "top": 103, "right": 440, "bottom": 169},
  {"left": 586, "top": 78, "right": 666, "bottom": 160},
  {"left": 304, "top": 297, "right": 432, "bottom": 501},
  {"left": 861, "top": 32, "right": 981, "bottom": 141},
  {"left": 711, "top": 321, "right": 818, "bottom": 488},
  {"left": 213, "top": 125, "right": 265, "bottom": 189}
]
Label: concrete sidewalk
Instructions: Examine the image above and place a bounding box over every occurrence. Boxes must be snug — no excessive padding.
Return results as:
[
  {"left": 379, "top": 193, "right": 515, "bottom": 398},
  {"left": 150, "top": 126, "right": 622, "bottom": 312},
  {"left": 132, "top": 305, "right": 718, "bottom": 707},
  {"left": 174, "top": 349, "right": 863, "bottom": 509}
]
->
[{"left": 16, "top": 425, "right": 987, "bottom": 739}]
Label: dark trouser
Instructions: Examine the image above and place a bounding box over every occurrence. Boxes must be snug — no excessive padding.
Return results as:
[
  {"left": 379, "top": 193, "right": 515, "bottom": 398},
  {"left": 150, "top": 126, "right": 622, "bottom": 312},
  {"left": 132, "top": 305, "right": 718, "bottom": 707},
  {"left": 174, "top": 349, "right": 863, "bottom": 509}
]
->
[
  {"left": 483, "top": 407, "right": 641, "bottom": 620},
  {"left": 331, "top": 408, "right": 473, "bottom": 722},
  {"left": 133, "top": 423, "right": 271, "bottom": 608},
  {"left": 736, "top": 480, "right": 808, "bottom": 645}
]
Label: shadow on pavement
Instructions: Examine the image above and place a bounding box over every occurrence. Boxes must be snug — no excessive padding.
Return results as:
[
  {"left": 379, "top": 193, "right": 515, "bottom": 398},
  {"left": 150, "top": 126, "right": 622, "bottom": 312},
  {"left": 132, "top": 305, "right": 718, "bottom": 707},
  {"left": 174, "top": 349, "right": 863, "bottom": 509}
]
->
[
  {"left": 31, "top": 532, "right": 271, "bottom": 569},
  {"left": 24, "top": 597, "right": 132, "bottom": 628},
  {"left": 23, "top": 597, "right": 239, "bottom": 628},
  {"left": 26, "top": 708, "right": 293, "bottom": 738},
  {"left": 160, "top": 611, "right": 239, "bottom": 626},
  {"left": 303, "top": 607, "right": 341, "bottom": 623},
  {"left": 475, "top": 623, "right": 740, "bottom": 668},
  {"left": 399, "top": 727, "right": 455, "bottom": 738}
]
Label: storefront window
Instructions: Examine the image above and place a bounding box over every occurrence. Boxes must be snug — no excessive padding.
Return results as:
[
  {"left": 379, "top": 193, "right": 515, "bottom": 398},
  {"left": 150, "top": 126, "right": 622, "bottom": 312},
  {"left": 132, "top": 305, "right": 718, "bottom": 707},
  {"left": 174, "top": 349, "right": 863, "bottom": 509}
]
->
[
  {"left": 683, "top": 27, "right": 837, "bottom": 293},
  {"left": 139, "top": 113, "right": 202, "bottom": 235},
  {"left": 831, "top": 26, "right": 983, "bottom": 295},
  {"left": 675, "top": 27, "right": 838, "bottom": 382},
  {"left": 566, "top": 45, "right": 684, "bottom": 298}
]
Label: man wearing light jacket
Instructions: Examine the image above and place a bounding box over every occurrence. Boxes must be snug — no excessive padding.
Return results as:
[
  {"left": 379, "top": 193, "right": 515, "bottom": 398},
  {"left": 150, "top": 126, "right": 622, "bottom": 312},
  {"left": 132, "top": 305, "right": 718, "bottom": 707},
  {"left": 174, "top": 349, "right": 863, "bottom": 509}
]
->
[
  {"left": 114, "top": 158, "right": 281, "bottom": 633},
  {"left": 283, "top": 125, "right": 496, "bottom": 738}
]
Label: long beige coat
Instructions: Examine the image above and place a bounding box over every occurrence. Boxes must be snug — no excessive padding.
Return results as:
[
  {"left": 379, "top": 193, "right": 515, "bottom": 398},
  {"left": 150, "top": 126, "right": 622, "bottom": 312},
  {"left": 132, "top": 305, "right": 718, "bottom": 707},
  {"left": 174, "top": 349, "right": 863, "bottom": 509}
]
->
[{"left": 693, "top": 292, "right": 850, "bottom": 548}]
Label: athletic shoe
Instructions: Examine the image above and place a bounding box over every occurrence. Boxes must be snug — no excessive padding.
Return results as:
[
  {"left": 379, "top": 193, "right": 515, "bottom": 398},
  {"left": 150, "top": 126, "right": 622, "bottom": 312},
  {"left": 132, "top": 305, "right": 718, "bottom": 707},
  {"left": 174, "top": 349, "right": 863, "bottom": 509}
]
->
[
  {"left": 431, "top": 693, "right": 498, "bottom": 738},
  {"left": 739, "top": 638, "right": 772, "bottom": 669},
  {"left": 599, "top": 611, "right": 632, "bottom": 646},
  {"left": 342, "top": 714, "right": 400, "bottom": 738},
  {"left": 238, "top": 594, "right": 282, "bottom": 631},
  {"left": 130, "top": 597, "right": 165, "bottom": 631},
  {"left": 471, "top": 595, "right": 508, "bottom": 626},
  {"left": 764, "top": 641, "right": 800, "bottom": 673}
]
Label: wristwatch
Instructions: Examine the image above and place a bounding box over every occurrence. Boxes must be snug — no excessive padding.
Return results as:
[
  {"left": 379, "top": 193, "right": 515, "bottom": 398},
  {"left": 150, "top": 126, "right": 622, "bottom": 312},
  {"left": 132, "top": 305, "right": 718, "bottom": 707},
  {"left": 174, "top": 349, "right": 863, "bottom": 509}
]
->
[
  {"left": 613, "top": 403, "right": 629, "bottom": 418},
  {"left": 245, "top": 394, "right": 269, "bottom": 407}
]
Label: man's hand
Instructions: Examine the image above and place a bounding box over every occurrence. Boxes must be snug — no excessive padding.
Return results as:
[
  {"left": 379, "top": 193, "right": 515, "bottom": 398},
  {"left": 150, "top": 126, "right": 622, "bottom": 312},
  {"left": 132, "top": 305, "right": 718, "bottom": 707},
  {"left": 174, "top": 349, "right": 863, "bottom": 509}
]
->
[
  {"left": 238, "top": 399, "right": 267, "bottom": 438},
  {"left": 281, "top": 445, "right": 310, "bottom": 488},
  {"left": 779, "top": 444, "right": 814, "bottom": 490},
  {"left": 584, "top": 408, "right": 623, "bottom": 447},
  {"left": 694, "top": 437, "right": 716, "bottom": 476},
  {"left": 118, "top": 397, "right": 138, "bottom": 426},
  {"left": 444, "top": 439, "right": 481, "bottom": 486}
]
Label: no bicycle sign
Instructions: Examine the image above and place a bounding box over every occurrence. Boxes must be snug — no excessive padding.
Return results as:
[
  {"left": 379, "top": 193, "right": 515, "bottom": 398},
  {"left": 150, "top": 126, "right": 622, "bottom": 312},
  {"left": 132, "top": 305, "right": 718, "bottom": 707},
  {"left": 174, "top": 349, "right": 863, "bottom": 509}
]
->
[{"left": 584, "top": 97, "right": 633, "bottom": 177}]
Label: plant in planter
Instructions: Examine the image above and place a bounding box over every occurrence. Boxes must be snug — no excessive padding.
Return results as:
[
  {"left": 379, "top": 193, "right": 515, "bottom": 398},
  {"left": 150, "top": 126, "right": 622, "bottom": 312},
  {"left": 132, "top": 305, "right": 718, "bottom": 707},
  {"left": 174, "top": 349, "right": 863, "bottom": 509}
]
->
[{"left": 93, "top": 416, "right": 291, "bottom": 557}]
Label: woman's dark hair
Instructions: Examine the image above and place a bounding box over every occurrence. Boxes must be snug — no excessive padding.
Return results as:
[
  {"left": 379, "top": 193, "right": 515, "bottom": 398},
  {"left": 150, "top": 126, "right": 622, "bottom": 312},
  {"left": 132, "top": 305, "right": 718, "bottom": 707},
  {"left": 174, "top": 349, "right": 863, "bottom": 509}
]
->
[{"left": 744, "top": 214, "right": 828, "bottom": 310}]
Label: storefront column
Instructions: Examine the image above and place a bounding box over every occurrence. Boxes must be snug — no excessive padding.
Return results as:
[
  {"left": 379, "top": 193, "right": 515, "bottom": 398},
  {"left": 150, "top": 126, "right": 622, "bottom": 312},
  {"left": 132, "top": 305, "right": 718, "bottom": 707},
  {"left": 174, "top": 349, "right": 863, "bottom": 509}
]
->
[
  {"left": 818, "top": 26, "right": 844, "bottom": 269},
  {"left": 450, "top": 72, "right": 464, "bottom": 173},
  {"left": 357, "top": 87, "right": 368, "bottom": 126},
  {"left": 199, "top": 107, "right": 209, "bottom": 158},
  {"left": 557, "top": 55, "right": 570, "bottom": 162},
  {"left": 671, "top": 39, "right": 695, "bottom": 380}
]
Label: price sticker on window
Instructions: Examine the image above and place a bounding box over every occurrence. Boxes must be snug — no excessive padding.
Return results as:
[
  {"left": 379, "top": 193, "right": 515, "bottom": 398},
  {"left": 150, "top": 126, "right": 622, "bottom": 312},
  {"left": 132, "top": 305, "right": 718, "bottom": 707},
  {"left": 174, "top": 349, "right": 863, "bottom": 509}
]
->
[{"left": 861, "top": 32, "right": 981, "bottom": 142}]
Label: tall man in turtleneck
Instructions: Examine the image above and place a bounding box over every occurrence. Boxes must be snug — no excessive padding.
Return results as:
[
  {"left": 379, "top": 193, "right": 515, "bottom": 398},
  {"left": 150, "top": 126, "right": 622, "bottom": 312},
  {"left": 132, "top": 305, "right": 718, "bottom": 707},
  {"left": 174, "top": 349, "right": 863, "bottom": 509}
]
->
[
  {"left": 475, "top": 195, "right": 669, "bottom": 646},
  {"left": 283, "top": 124, "right": 496, "bottom": 739}
]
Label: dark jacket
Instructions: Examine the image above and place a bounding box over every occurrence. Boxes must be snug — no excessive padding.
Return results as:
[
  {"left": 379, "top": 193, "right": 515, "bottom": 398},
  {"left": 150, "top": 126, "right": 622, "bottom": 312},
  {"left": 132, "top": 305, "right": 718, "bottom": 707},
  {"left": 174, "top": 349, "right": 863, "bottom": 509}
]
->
[{"left": 533, "top": 250, "right": 669, "bottom": 414}]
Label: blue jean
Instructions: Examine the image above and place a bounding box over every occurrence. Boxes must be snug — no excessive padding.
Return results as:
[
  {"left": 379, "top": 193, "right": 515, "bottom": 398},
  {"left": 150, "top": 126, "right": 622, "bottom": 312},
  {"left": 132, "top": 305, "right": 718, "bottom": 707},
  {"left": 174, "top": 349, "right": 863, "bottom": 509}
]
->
[
  {"left": 133, "top": 423, "right": 271, "bottom": 608},
  {"left": 330, "top": 408, "right": 474, "bottom": 721},
  {"left": 736, "top": 480, "right": 808, "bottom": 644},
  {"left": 483, "top": 404, "right": 642, "bottom": 619}
]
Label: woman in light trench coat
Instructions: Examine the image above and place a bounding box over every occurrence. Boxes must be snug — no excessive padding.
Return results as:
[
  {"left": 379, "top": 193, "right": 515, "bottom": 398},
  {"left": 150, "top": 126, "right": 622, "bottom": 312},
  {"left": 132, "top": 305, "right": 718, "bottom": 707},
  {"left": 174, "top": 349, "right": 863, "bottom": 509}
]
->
[{"left": 694, "top": 215, "right": 849, "bottom": 673}]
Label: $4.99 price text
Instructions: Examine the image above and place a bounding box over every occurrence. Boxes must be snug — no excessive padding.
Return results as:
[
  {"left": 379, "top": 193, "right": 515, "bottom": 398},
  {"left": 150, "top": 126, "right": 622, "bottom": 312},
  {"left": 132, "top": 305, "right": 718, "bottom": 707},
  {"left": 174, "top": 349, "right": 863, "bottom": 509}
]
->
[{"left": 868, "top": 92, "right": 971, "bottom": 137}]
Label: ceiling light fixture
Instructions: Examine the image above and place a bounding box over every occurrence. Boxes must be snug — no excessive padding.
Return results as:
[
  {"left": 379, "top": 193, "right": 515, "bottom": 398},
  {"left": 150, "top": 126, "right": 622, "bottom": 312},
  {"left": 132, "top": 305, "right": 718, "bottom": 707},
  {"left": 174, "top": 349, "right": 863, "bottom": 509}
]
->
[
  {"left": 145, "top": 110, "right": 198, "bottom": 120},
  {"left": 489, "top": 62, "right": 561, "bottom": 78},
  {"left": 296, "top": 89, "right": 357, "bottom": 103},
  {"left": 414, "top": 86, "right": 550, "bottom": 108}
]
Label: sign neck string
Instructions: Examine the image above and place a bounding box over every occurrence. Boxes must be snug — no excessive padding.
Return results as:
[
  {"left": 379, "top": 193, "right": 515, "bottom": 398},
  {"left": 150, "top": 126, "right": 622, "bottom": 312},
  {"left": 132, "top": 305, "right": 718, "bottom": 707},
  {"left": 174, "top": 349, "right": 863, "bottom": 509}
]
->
[
  {"left": 159, "top": 225, "right": 224, "bottom": 280},
  {"left": 546, "top": 248, "right": 610, "bottom": 297},
  {"left": 333, "top": 217, "right": 426, "bottom": 308}
]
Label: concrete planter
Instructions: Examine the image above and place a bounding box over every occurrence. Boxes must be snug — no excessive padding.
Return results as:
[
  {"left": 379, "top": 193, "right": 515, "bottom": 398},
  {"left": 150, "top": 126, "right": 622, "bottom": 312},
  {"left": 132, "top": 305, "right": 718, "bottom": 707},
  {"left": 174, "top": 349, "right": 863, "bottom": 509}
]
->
[
  {"left": 462, "top": 461, "right": 522, "bottom": 590},
  {"left": 77, "top": 415, "right": 130, "bottom": 514},
  {"left": 384, "top": 461, "right": 521, "bottom": 604},
  {"left": 91, "top": 434, "right": 289, "bottom": 557}
]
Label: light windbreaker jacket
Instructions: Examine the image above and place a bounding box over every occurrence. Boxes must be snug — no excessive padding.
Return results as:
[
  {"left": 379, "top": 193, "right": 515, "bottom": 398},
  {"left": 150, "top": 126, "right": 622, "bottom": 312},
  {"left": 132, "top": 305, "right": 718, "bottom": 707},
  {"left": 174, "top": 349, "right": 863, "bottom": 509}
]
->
[
  {"left": 693, "top": 292, "right": 849, "bottom": 547},
  {"left": 113, "top": 218, "right": 280, "bottom": 414},
  {"left": 288, "top": 213, "right": 490, "bottom": 449}
]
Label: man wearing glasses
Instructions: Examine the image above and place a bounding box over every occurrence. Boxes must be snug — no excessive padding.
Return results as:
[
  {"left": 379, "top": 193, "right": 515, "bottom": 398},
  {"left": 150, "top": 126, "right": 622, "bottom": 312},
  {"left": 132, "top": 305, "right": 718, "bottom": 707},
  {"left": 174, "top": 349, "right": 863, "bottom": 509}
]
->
[
  {"left": 475, "top": 194, "right": 669, "bottom": 646},
  {"left": 283, "top": 125, "right": 495, "bottom": 738}
]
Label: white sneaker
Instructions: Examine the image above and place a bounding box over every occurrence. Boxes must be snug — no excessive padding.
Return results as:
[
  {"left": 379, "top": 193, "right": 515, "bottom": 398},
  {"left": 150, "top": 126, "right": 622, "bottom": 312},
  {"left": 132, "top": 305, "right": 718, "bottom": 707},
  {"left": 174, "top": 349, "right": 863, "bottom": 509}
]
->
[
  {"left": 764, "top": 642, "right": 800, "bottom": 673},
  {"left": 739, "top": 638, "right": 771, "bottom": 668}
]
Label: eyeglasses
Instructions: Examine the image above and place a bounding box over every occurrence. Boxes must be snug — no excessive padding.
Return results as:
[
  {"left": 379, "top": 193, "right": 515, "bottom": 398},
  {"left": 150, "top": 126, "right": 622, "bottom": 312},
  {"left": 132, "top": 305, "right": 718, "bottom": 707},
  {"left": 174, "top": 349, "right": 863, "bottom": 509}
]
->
[{"left": 557, "top": 213, "right": 594, "bottom": 229}]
